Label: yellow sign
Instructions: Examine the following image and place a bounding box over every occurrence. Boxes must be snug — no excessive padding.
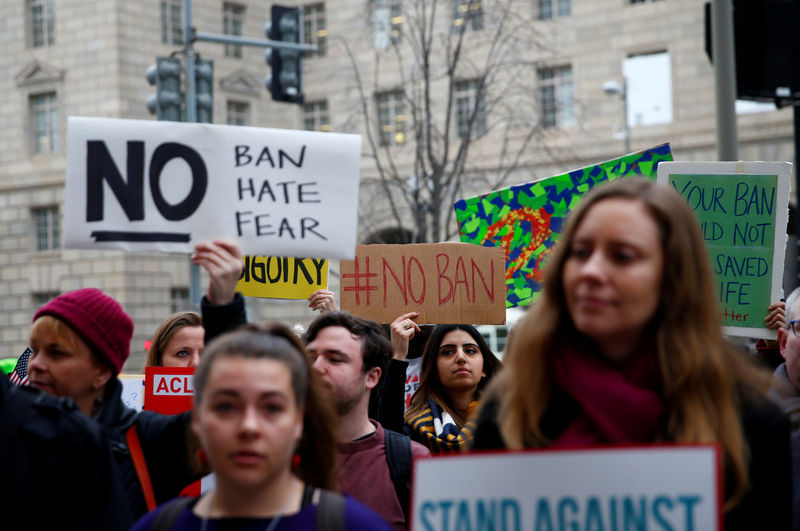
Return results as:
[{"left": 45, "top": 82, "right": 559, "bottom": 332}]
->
[{"left": 237, "top": 256, "right": 329, "bottom": 299}]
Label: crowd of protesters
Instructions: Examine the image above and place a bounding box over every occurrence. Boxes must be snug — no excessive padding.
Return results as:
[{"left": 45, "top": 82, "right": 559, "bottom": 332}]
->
[{"left": 2, "top": 178, "right": 797, "bottom": 529}]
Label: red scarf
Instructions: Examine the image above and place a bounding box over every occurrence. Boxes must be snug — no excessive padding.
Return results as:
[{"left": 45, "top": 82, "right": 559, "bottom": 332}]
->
[{"left": 552, "top": 344, "right": 664, "bottom": 446}]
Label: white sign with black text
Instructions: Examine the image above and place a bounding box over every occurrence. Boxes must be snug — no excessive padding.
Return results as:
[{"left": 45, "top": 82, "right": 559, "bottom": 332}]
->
[{"left": 65, "top": 117, "right": 362, "bottom": 259}]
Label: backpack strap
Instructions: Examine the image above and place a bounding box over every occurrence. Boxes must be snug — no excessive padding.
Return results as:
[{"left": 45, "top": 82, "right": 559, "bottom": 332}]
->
[
  {"left": 126, "top": 424, "right": 157, "bottom": 512},
  {"left": 383, "top": 428, "right": 413, "bottom": 521},
  {"left": 315, "top": 488, "right": 346, "bottom": 531},
  {"left": 149, "top": 496, "right": 196, "bottom": 530}
]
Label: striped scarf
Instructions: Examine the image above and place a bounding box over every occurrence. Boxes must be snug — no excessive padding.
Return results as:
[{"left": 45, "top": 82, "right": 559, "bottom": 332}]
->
[{"left": 405, "top": 398, "right": 477, "bottom": 453}]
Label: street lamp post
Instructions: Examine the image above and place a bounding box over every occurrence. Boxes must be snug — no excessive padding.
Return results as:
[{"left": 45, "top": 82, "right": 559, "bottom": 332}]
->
[{"left": 602, "top": 79, "right": 630, "bottom": 154}]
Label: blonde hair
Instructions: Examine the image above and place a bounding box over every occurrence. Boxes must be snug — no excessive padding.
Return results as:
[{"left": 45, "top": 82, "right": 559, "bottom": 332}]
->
[
  {"left": 31, "top": 315, "right": 87, "bottom": 356},
  {"left": 491, "top": 178, "right": 754, "bottom": 508},
  {"left": 30, "top": 314, "right": 115, "bottom": 381}
]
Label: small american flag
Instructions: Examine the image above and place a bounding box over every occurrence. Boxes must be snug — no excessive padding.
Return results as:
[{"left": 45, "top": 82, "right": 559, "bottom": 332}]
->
[{"left": 8, "top": 347, "right": 32, "bottom": 386}]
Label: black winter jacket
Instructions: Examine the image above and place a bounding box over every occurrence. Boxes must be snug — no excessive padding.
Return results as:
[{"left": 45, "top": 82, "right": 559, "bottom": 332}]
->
[
  {"left": 98, "top": 379, "right": 195, "bottom": 523},
  {"left": 0, "top": 376, "right": 132, "bottom": 530},
  {"left": 472, "top": 387, "right": 792, "bottom": 531}
]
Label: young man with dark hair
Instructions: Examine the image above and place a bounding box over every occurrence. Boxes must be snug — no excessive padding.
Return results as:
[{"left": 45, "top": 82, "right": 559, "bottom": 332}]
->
[{"left": 305, "top": 311, "right": 429, "bottom": 530}]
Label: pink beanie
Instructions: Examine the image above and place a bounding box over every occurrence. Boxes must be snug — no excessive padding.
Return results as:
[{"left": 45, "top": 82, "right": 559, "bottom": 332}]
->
[{"left": 33, "top": 288, "right": 134, "bottom": 375}]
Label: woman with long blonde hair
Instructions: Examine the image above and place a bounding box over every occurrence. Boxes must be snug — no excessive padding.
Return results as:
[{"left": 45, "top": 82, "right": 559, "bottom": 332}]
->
[{"left": 472, "top": 178, "right": 791, "bottom": 529}]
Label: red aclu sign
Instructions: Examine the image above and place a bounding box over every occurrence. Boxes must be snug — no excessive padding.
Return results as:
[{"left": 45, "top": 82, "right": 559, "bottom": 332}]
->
[{"left": 144, "top": 366, "right": 195, "bottom": 415}]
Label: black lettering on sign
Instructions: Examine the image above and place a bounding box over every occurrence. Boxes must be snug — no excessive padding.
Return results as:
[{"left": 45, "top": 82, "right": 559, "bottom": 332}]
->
[
  {"left": 149, "top": 143, "right": 207, "bottom": 221},
  {"left": 84, "top": 140, "right": 207, "bottom": 243},
  {"left": 234, "top": 145, "right": 307, "bottom": 168},
  {"left": 240, "top": 256, "right": 327, "bottom": 285},
  {"left": 86, "top": 140, "right": 145, "bottom": 222}
]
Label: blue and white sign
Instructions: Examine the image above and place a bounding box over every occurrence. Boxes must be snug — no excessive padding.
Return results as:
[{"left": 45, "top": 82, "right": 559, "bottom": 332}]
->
[{"left": 411, "top": 446, "right": 720, "bottom": 531}]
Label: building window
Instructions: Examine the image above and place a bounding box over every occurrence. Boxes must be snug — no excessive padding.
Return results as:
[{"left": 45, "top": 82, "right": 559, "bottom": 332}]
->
[
  {"left": 373, "top": 1, "right": 402, "bottom": 49},
  {"left": 32, "top": 206, "right": 60, "bottom": 251},
  {"left": 226, "top": 100, "right": 250, "bottom": 126},
  {"left": 170, "top": 287, "right": 191, "bottom": 313},
  {"left": 223, "top": 3, "right": 245, "bottom": 58},
  {"left": 477, "top": 325, "right": 510, "bottom": 358},
  {"left": 538, "top": 65, "right": 575, "bottom": 129},
  {"left": 303, "top": 100, "right": 330, "bottom": 132},
  {"left": 538, "top": 0, "right": 570, "bottom": 19},
  {"left": 29, "top": 0, "right": 54, "bottom": 47},
  {"left": 376, "top": 90, "right": 406, "bottom": 146},
  {"left": 303, "top": 3, "right": 327, "bottom": 57},
  {"left": 161, "top": 0, "right": 183, "bottom": 44},
  {"left": 33, "top": 291, "right": 59, "bottom": 308},
  {"left": 453, "top": 1, "right": 484, "bottom": 32},
  {"left": 456, "top": 79, "right": 487, "bottom": 139},
  {"left": 623, "top": 51, "right": 672, "bottom": 126},
  {"left": 31, "top": 92, "right": 58, "bottom": 154}
]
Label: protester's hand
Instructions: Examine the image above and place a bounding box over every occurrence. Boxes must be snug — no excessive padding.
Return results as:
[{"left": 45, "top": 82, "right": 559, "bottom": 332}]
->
[
  {"left": 390, "top": 312, "right": 420, "bottom": 360},
  {"left": 308, "top": 289, "right": 337, "bottom": 313},
  {"left": 192, "top": 238, "right": 243, "bottom": 306},
  {"left": 765, "top": 301, "right": 786, "bottom": 330}
]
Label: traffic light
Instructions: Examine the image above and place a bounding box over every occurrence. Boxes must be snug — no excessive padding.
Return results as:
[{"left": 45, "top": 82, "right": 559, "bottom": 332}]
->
[
  {"left": 195, "top": 58, "right": 214, "bottom": 123},
  {"left": 265, "top": 5, "right": 304, "bottom": 104},
  {"left": 704, "top": 0, "right": 798, "bottom": 103},
  {"left": 146, "top": 57, "right": 182, "bottom": 121}
]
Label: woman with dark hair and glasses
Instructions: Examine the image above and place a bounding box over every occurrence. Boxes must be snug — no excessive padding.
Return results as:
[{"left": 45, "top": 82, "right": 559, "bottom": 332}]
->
[{"left": 132, "top": 324, "right": 392, "bottom": 530}]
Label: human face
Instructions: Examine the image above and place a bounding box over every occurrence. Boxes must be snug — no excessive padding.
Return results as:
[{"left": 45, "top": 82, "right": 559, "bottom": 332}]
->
[
  {"left": 436, "top": 329, "right": 485, "bottom": 396},
  {"left": 562, "top": 198, "right": 663, "bottom": 363},
  {"left": 28, "top": 319, "right": 112, "bottom": 416},
  {"left": 161, "top": 325, "right": 204, "bottom": 368},
  {"left": 192, "top": 357, "right": 303, "bottom": 490},
  {"left": 779, "top": 313, "right": 800, "bottom": 391},
  {"left": 306, "top": 326, "right": 379, "bottom": 416}
]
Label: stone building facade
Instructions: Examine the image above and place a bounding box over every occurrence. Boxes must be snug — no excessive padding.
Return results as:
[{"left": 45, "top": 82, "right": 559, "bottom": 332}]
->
[{"left": 0, "top": 0, "right": 794, "bottom": 370}]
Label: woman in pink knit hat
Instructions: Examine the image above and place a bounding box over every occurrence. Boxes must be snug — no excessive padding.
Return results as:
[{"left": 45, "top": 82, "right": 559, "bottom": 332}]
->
[
  {"left": 27, "top": 287, "right": 195, "bottom": 526},
  {"left": 24, "top": 239, "right": 246, "bottom": 526}
]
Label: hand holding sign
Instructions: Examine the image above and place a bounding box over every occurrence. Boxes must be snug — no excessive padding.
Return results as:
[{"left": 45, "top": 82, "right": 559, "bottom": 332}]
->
[
  {"left": 192, "top": 238, "right": 244, "bottom": 305},
  {"left": 308, "top": 289, "right": 337, "bottom": 313},
  {"left": 390, "top": 311, "right": 421, "bottom": 361},
  {"left": 765, "top": 301, "right": 786, "bottom": 330}
]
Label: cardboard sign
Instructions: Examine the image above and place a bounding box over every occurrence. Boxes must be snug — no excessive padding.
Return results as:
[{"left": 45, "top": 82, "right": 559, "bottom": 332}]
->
[
  {"left": 65, "top": 117, "right": 361, "bottom": 259},
  {"left": 237, "top": 255, "right": 329, "bottom": 299},
  {"left": 119, "top": 374, "right": 144, "bottom": 411},
  {"left": 657, "top": 162, "right": 791, "bottom": 339},
  {"left": 454, "top": 144, "right": 673, "bottom": 308},
  {"left": 144, "top": 366, "right": 194, "bottom": 415},
  {"left": 340, "top": 243, "right": 506, "bottom": 324},
  {"left": 411, "top": 446, "right": 721, "bottom": 531}
]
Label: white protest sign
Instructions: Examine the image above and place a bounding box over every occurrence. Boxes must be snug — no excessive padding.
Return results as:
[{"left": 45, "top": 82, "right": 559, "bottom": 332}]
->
[
  {"left": 119, "top": 374, "right": 144, "bottom": 411},
  {"left": 65, "top": 117, "right": 361, "bottom": 259},
  {"left": 411, "top": 446, "right": 720, "bottom": 531}
]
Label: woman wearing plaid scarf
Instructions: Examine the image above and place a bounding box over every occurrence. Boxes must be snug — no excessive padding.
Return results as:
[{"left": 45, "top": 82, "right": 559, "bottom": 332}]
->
[{"left": 403, "top": 324, "right": 502, "bottom": 452}]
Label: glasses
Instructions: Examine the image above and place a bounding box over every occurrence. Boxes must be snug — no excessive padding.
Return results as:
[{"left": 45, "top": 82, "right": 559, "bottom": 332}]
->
[{"left": 790, "top": 320, "right": 800, "bottom": 337}]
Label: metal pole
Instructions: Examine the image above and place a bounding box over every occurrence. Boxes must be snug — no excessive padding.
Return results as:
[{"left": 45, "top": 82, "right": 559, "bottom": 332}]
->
[
  {"left": 711, "top": 0, "right": 738, "bottom": 161},
  {"left": 622, "top": 78, "right": 631, "bottom": 154},
  {"left": 184, "top": 0, "right": 201, "bottom": 308}
]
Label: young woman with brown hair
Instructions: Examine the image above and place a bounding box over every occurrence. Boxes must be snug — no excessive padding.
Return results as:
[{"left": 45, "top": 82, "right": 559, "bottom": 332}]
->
[
  {"left": 404, "top": 324, "right": 502, "bottom": 453},
  {"left": 132, "top": 323, "right": 392, "bottom": 530},
  {"left": 146, "top": 311, "right": 204, "bottom": 368},
  {"left": 472, "top": 178, "right": 791, "bottom": 529}
]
